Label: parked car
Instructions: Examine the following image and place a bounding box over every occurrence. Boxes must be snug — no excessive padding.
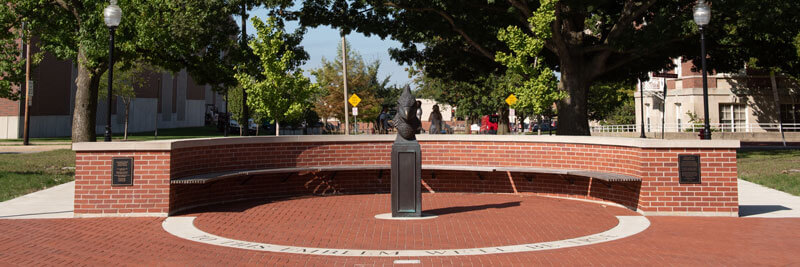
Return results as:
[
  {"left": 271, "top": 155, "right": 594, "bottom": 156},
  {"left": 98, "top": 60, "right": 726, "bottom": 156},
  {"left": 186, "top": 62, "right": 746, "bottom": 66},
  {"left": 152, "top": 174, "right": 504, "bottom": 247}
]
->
[
  {"left": 229, "top": 119, "right": 258, "bottom": 135},
  {"left": 532, "top": 120, "right": 557, "bottom": 132}
]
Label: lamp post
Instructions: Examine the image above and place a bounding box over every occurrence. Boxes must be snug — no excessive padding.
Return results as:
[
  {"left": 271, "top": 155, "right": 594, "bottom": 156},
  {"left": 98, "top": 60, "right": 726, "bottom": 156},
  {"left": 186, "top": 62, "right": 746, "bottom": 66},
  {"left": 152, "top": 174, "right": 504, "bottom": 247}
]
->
[
  {"left": 693, "top": 0, "right": 711, "bottom": 140},
  {"left": 103, "top": 0, "right": 122, "bottom": 142}
]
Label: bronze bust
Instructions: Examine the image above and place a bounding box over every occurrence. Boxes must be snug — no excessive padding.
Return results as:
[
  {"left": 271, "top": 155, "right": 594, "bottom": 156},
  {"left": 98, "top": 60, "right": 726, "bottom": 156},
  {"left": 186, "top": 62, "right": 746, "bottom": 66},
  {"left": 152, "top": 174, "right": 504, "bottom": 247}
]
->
[{"left": 393, "top": 86, "right": 422, "bottom": 142}]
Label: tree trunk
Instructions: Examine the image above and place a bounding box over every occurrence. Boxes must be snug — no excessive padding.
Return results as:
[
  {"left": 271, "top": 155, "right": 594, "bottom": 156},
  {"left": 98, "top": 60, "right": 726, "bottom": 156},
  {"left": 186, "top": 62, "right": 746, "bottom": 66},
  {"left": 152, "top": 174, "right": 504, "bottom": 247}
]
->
[
  {"left": 71, "top": 50, "right": 101, "bottom": 142},
  {"left": 275, "top": 120, "right": 280, "bottom": 136},
  {"left": 497, "top": 106, "right": 510, "bottom": 135},
  {"left": 556, "top": 57, "right": 591, "bottom": 136},
  {"left": 123, "top": 100, "right": 129, "bottom": 140}
]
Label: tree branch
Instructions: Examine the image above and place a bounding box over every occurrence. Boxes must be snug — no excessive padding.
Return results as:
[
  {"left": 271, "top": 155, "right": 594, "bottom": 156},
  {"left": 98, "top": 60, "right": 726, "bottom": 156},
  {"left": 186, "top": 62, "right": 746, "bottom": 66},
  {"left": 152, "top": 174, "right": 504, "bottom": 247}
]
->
[
  {"left": 52, "top": 0, "right": 80, "bottom": 20},
  {"left": 550, "top": 3, "right": 569, "bottom": 56},
  {"left": 595, "top": 37, "right": 684, "bottom": 78},
  {"left": 384, "top": 2, "right": 495, "bottom": 60},
  {"left": 507, "top": 0, "right": 532, "bottom": 18},
  {"left": 603, "top": 0, "right": 658, "bottom": 45}
]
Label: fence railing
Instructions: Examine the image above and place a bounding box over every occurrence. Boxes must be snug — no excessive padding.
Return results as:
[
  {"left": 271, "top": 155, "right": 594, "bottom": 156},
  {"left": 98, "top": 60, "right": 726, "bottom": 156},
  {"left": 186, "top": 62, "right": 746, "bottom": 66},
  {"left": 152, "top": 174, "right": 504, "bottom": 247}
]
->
[{"left": 591, "top": 123, "right": 800, "bottom": 133}]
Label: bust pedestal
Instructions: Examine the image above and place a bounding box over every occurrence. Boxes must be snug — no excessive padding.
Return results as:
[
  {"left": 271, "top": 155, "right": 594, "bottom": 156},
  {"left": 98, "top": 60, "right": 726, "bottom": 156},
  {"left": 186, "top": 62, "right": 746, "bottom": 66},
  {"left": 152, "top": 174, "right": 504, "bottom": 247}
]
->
[{"left": 391, "top": 141, "right": 422, "bottom": 217}]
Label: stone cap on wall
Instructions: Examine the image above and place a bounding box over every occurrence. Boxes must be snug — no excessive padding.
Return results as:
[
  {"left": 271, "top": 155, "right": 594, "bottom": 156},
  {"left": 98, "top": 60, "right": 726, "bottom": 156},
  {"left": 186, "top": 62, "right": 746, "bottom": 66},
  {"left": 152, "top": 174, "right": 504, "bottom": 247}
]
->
[{"left": 72, "top": 135, "right": 740, "bottom": 152}]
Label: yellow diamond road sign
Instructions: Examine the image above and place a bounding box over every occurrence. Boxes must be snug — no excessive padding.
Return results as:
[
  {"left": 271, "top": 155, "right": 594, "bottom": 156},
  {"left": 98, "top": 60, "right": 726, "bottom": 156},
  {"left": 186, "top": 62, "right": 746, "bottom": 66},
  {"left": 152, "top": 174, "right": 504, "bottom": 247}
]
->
[
  {"left": 348, "top": 94, "right": 361, "bottom": 107},
  {"left": 505, "top": 94, "right": 518, "bottom": 106}
]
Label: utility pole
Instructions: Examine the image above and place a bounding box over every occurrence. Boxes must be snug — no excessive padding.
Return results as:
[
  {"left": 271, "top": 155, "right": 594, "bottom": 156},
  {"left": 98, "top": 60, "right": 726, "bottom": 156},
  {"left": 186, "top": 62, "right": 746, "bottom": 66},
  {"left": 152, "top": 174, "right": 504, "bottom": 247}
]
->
[
  {"left": 240, "top": 4, "right": 250, "bottom": 136},
  {"left": 342, "top": 33, "right": 349, "bottom": 135},
  {"left": 154, "top": 81, "right": 159, "bottom": 140},
  {"left": 639, "top": 79, "right": 646, "bottom": 138},
  {"left": 22, "top": 22, "right": 31, "bottom": 146},
  {"left": 771, "top": 71, "right": 786, "bottom": 146},
  {"left": 662, "top": 77, "right": 667, "bottom": 139}
]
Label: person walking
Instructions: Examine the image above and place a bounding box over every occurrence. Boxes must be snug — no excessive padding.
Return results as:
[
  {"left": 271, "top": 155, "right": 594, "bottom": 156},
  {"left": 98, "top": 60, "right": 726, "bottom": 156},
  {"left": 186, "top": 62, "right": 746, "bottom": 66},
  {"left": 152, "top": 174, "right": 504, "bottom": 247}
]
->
[{"left": 428, "top": 104, "right": 443, "bottom": 134}]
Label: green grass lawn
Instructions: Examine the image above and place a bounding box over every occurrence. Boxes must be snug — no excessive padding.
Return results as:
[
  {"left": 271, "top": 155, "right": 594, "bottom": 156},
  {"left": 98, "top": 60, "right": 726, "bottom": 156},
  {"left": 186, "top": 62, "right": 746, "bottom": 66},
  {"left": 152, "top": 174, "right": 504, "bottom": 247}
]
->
[
  {"left": 738, "top": 149, "right": 800, "bottom": 196},
  {"left": 1, "top": 126, "right": 227, "bottom": 144},
  {"left": 0, "top": 149, "right": 75, "bottom": 202}
]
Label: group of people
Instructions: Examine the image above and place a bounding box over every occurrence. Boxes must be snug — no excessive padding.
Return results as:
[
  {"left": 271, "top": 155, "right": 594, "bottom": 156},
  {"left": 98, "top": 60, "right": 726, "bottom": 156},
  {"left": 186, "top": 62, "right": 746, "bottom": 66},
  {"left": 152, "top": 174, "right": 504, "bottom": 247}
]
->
[{"left": 377, "top": 100, "right": 444, "bottom": 135}]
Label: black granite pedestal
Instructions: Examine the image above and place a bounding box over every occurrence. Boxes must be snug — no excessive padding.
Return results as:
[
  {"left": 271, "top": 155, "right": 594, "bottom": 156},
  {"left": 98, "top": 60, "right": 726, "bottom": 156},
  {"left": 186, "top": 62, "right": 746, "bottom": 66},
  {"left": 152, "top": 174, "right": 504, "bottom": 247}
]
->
[{"left": 391, "top": 141, "right": 422, "bottom": 217}]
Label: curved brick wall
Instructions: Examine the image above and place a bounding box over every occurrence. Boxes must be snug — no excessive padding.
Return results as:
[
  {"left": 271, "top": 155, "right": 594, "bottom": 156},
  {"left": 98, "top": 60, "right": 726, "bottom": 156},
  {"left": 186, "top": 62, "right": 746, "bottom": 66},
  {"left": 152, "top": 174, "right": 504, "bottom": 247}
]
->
[{"left": 73, "top": 135, "right": 740, "bottom": 217}]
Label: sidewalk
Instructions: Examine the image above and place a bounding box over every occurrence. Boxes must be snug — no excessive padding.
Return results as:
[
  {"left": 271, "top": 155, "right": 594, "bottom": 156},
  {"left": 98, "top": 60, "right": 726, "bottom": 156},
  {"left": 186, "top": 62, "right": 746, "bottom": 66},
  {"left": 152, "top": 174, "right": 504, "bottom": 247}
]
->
[
  {"left": 0, "top": 144, "right": 71, "bottom": 154},
  {"left": 0, "top": 182, "right": 74, "bottom": 219},
  {"left": 1, "top": 179, "right": 798, "bottom": 219},
  {"left": 738, "top": 179, "right": 800, "bottom": 218}
]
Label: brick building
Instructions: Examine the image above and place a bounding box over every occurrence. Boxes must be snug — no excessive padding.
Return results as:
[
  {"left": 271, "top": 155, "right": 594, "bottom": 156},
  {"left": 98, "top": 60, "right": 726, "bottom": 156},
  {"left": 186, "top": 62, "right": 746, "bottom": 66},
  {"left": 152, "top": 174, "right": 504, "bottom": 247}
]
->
[
  {"left": 0, "top": 41, "right": 226, "bottom": 139},
  {"left": 634, "top": 57, "right": 800, "bottom": 134}
]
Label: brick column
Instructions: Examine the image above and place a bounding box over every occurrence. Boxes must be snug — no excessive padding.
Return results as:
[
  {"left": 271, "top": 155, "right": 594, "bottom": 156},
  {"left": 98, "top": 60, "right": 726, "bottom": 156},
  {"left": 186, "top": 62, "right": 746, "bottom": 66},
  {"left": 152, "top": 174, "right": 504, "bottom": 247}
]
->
[{"left": 74, "top": 151, "right": 171, "bottom": 217}]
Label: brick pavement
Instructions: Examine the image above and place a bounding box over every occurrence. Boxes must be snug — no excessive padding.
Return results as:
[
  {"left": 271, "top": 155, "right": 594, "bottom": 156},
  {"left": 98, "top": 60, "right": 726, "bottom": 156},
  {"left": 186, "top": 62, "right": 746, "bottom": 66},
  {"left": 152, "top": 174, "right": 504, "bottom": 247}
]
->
[{"left": 1, "top": 193, "right": 799, "bottom": 266}]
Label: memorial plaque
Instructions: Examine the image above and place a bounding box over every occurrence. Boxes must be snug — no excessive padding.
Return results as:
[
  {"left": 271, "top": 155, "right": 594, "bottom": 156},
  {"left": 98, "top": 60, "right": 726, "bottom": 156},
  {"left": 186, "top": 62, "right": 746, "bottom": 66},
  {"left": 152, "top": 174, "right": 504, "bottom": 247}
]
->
[
  {"left": 678, "top": 155, "right": 701, "bottom": 184},
  {"left": 111, "top": 157, "right": 134, "bottom": 186}
]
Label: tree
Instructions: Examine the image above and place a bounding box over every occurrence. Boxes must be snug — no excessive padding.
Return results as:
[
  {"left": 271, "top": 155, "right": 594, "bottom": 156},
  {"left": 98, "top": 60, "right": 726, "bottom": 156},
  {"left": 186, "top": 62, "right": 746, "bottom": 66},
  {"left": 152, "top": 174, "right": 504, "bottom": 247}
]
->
[
  {"left": 413, "top": 66, "right": 522, "bottom": 134},
  {"left": 298, "top": 0, "right": 800, "bottom": 135},
  {"left": 496, "top": 0, "right": 562, "bottom": 118},
  {"left": 311, "top": 40, "right": 389, "bottom": 128},
  {"left": 0, "top": 19, "right": 26, "bottom": 100},
  {"left": 587, "top": 82, "right": 635, "bottom": 122},
  {"left": 98, "top": 62, "right": 156, "bottom": 140},
  {"left": 223, "top": 84, "right": 254, "bottom": 135},
  {"left": 235, "top": 17, "right": 316, "bottom": 136},
  {"left": 1, "top": 1, "right": 240, "bottom": 142}
]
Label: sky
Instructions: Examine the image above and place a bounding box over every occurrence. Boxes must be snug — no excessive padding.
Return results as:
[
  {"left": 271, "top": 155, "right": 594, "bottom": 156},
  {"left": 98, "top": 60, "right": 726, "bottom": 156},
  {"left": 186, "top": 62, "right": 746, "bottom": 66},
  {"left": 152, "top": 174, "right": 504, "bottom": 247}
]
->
[{"left": 237, "top": 8, "right": 414, "bottom": 88}]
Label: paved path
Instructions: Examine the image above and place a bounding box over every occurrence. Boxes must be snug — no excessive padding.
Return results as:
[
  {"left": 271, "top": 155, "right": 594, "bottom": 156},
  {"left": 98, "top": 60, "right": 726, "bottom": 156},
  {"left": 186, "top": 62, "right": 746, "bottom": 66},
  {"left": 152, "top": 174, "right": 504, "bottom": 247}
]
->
[
  {"left": 739, "top": 179, "right": 800, "bottom": 218},
  {"left": 0, "top": 194, "right": 799, "bottom": 265},
  {"left": 0, "top": 144, "right": 71, "bottom": 154},
  {"left": 0, "top": 182, "right": 74, "bottom": 219}
]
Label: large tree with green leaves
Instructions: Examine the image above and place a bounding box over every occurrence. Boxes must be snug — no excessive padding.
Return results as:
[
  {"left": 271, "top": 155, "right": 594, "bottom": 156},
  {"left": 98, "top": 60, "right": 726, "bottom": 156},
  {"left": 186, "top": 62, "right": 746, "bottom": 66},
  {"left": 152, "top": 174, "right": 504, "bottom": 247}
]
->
[
  {"left": 235, "top": 16, "right": 316, "bottom": 136},
  {"left": 1, "top": 1, "right": 243, "bottom": 142},
  {"left": 298, "top": 0, "right": 800, "bottom": 135},
  {"left": 311, "top": 40, "right": 391, "bottom": 126}
]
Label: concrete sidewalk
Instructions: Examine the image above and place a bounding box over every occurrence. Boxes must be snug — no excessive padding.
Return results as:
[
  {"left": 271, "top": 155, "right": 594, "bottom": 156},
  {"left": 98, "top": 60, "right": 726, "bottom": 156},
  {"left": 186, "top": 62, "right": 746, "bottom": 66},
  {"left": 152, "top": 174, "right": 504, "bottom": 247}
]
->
[
  {"left": 738, "top": 179, "right": 800, "bottom": 218},
  {"left": 0, "top": 181, "right": 74, "bottom": 219},
  {"left": 0, "top": 144, "right": 71, "bottom": 154},
  {"left": 1, "top": 179, "right": 799, "bottom": 219}
]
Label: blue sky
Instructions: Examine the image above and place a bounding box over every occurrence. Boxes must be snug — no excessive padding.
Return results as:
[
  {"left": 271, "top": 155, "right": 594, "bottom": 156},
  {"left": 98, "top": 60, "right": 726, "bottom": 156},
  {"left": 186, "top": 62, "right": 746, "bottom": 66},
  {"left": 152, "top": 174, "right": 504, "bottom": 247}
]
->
[{"left": 237, "top": 9, "right": 414, "bottom": 88}]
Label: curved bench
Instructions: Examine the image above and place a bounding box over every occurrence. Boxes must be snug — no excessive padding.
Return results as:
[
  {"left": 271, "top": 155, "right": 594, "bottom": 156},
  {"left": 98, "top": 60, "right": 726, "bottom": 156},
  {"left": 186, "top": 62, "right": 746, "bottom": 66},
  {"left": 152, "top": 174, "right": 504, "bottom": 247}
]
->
[
  {"left": 73, "top": 135, "right": 740, "bottom": 217},
  {"left": 170, "top": 165, "right": 641, "bottom": 185}
]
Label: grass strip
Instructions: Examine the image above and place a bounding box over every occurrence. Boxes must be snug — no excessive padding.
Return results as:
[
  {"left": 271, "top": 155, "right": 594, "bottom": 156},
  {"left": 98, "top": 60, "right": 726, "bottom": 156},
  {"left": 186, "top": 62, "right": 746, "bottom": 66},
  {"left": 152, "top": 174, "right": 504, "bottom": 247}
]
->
[
  {"left": 0, "top": 149, "right": 76, "bottom": 202},
  {"left": 738, "top": 149, "right": 800, "bottom": 196}
]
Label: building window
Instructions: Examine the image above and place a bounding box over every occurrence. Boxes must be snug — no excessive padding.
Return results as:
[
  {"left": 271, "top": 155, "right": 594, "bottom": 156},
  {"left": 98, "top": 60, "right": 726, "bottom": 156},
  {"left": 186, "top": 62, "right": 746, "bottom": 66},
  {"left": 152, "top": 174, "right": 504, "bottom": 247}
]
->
[
  {"left": 781, "top": 104, "right": 800, "bottom": 132},
  {"left": 720, "top": 104, "right": 747, "bottom": 132}
]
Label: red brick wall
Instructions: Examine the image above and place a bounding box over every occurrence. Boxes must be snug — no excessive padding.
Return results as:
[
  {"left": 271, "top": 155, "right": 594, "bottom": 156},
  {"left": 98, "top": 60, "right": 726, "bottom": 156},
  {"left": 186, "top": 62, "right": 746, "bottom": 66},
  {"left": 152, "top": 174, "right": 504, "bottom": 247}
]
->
[
  {"left": 169, "top": 170, "right": 641, "bottom": 215},
  {"left": 74, "top": 140, "right": 739, "bottom": 216},
  {"left": 0, "top": 97, "right": 19, "bottom": 116},
  {"left": 637, "top": 148, "right": 738, "bottom": 214},
  {"left": 74, "top": 152, "right": 171, "bottom": 216}
]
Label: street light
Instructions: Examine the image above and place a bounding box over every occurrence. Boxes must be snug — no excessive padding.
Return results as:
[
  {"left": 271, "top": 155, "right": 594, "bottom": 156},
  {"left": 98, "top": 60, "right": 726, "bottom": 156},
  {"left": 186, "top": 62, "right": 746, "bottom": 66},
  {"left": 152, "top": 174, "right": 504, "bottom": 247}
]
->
[
  {"left": 693, "top": 0, "right": 711, "bottom": 140},
  {"left": 103, "top": 0, "right": 122, "bottom": 142}
]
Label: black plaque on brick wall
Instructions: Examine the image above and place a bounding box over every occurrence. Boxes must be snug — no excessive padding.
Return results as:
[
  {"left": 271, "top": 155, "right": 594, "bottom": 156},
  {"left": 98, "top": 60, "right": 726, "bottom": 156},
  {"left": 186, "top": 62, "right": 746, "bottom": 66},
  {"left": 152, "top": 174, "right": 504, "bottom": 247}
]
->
[
  {"left": 678, "top": 155, "right": 701, "bottom": 184},
  {"left": 112, "top": 157, "right": 134, "bottom": 186}
]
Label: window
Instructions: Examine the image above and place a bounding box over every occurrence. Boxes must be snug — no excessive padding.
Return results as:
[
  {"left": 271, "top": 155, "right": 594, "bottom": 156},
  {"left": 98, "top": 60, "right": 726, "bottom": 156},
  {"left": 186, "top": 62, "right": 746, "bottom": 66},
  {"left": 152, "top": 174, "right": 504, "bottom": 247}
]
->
[
  {"left": 781, "top": 104, "right": 800, "bottom": 131},
  {"left": 719, "top": 104, "right": 747, "bottom": 132}
]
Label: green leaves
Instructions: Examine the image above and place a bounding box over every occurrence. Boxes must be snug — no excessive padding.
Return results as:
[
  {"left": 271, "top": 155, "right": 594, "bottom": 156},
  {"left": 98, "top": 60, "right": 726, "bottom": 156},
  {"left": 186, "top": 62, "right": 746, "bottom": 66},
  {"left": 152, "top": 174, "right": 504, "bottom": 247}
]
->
[
  {"left": 495, "top": 0, "right": 561, "bottom": 115},
  {"left": 0, "top": 28, "right": 24, "bottom": 100},
  {"left": 311, "top": 39, "right": 390, "bottom": 123},
  {"left": 235, "top": 16, "right": 315, "bottom": 125}
]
